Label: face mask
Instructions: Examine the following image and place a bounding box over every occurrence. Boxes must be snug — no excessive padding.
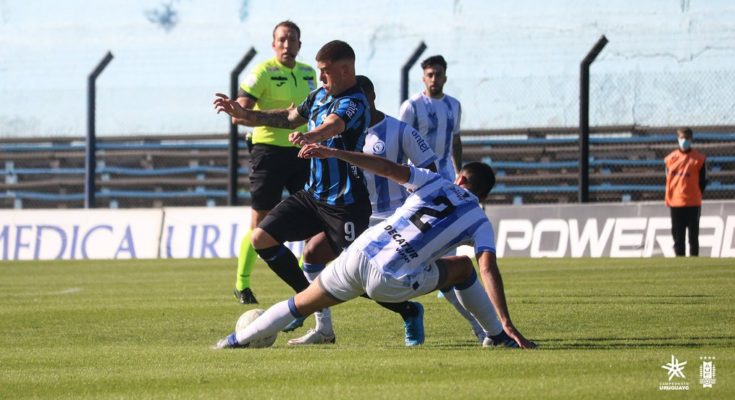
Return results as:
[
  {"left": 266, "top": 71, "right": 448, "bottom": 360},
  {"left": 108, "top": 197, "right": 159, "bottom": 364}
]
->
[{"left": 678, "top": 138, "right": 691, "bottom": 151}]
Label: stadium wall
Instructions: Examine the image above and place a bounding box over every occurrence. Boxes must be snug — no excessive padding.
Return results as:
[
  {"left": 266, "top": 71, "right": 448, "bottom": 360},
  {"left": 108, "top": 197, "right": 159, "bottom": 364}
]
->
[{"left": 1, "top": 201, "right": 733, "bottom": 261}]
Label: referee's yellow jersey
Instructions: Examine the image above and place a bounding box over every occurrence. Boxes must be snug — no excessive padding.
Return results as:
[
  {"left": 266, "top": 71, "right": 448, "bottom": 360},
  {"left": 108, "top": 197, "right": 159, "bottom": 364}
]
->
[{"left": 240, "top": 57, "right": 317, "bottom": 147}]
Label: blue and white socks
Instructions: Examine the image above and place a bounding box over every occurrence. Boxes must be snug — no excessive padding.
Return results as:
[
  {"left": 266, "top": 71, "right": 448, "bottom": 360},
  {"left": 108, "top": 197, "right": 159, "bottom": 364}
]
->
[
  {"left": 303, "top": 263, "right": 334, "bottom": 336},
  {"left": 234, "top": 298, "right": 301, "bottom": 344},
  {"left": 453, "top": 270, "right": 503, "bottom": 337},
  {"left": 440, "top": 286, "right": 487, "bottom": 341}
]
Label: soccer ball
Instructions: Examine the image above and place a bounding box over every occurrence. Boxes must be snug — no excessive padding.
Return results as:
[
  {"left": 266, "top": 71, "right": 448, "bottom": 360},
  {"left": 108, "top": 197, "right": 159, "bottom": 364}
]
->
[{"left": 235, "top": 308, "right": 277, "bottom": 348}]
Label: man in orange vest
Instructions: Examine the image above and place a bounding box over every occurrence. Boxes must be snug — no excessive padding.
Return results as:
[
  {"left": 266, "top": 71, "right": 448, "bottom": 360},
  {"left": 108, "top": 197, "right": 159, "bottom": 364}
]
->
[{"left": 664, "top": 127, "right": 707, "bottom": 256}]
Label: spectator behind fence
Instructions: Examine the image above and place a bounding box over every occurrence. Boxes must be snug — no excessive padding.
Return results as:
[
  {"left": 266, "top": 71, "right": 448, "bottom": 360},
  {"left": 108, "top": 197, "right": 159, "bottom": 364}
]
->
[
  {"left": 230, "top": 21, "right": 317, "bottom": 305},
  {"left": 664, "top": 127, "right": 707, "bottom": 256}
]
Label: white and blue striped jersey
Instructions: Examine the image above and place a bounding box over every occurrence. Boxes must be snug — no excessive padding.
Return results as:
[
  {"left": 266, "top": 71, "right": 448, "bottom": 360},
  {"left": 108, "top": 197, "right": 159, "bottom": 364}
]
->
[
  {"left": 399, "top": 92, "right": 462, "bottom": 182},
  {"left": 362, "top": 115, "right": 438, "bottom": 218},
  {"left": 352, "top": 166, "right": 495, "bottom": 281}
]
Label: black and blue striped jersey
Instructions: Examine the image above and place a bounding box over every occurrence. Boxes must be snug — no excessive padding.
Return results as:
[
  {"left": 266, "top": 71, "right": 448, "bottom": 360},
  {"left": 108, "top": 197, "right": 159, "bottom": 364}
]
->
[{"left": 297, "top": 85, "right": 370, "bottom": 206}]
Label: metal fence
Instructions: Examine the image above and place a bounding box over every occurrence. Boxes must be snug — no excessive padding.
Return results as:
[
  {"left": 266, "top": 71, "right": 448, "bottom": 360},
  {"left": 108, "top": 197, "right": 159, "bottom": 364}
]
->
[
  {"left": 3, "top": 126, "right": 734, "bottom": 208},
  {"left": 463, "top": 126, "right": 735, "bottom": 205},
  {"left": 3, "top": 36, "right": 735, "bottom": 209}
]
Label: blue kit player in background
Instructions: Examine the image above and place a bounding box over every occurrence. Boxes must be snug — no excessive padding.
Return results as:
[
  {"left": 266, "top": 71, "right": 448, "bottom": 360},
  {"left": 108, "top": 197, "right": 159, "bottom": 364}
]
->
[{"left": 214, "top": 142, "right": 536, "bottom": 350}]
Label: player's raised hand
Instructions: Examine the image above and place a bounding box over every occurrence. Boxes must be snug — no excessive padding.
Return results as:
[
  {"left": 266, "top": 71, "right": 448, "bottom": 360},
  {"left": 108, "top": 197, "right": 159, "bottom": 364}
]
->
[{"left": 213, "top": 93, "right": 247, "bottom": 120}]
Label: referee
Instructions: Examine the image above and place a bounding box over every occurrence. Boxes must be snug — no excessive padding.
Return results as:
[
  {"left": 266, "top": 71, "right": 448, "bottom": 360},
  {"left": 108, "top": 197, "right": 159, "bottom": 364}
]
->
[{"left": 231, "top": 21, "right": 316, "bottom": 304}]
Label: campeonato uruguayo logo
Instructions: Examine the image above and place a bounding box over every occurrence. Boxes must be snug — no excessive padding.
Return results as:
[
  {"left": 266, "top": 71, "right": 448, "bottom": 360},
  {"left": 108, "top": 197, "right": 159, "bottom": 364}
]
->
[
  {"left": 660, "top": 355, "right": 689, "bottom": 391},
  {"left": 658, "top": 354, "right": 718, "bottom": 391}
]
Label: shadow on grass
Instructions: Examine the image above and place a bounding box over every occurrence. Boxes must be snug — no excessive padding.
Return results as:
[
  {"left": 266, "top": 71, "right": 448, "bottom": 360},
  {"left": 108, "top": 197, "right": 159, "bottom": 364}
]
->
[
  {"left": 429, "top": 336, "right": 735, "bottom": 350},
  {"left": 533, "top": 335, "right": 735, "bottom": 350}
]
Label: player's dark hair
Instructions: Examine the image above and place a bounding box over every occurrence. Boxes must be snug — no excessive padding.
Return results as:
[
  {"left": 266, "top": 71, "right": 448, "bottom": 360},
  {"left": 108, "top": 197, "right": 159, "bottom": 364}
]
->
[
  {"left": 461, "top": 162, "right": 496, "bottom": 199},
  {"left": 677, "top": 127, "right": 693, "bottom": 139},
  {"left": 316, "top": 40, "right": 355, "bottom": 63},
  {"left": 356, "top": 75, "right": 374, "bottom": 95},
  {"left": 273, "top": 20, "right": 301, "bottom": 40},
  {"left": 421, "top": 55, "right": 447, "bottom": 71}
]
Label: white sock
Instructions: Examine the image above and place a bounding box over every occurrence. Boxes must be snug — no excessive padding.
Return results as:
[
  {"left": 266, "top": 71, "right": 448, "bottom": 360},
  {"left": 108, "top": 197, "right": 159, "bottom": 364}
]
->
[
  {"left": 303, "top": 262, "right": 325, "bottom": 283},
  {"left": 441, "top": 288, "right": 486, "bottom": 339},
  {"left": 235, "top": 299, "right": 297, "bottom": 344},
  {"left": 454, "top": 276, "right": 503, "bottom": 337},
  {"left": 303, "top": 263, "right": 333, "bottom": 335},
  {"left": 314, "top": 307, "right": 333, "bottom": 335}
]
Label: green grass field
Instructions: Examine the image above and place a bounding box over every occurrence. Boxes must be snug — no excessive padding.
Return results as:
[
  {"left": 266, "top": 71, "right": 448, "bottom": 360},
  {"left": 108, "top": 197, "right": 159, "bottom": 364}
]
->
[{"left": 1, "top": 257, "right": 732, "bottom": 399}]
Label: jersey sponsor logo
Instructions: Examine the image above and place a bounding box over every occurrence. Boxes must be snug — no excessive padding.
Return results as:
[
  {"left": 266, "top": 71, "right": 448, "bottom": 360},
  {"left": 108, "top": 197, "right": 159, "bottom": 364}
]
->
[
  {"left": 345, "top": 101, "right": 358, "bottom": 118},
  {"left": 410, "top": 129, "right": 430, "bottom": 152},
  {"left": 372, "top": 140, "right": 386, "bottom": 155},
  {"left": 383, "top": 224, "right": 419, "bottom": 262},
  {"left": 266, "top": 67, "right": 280, "bottom": 72}
]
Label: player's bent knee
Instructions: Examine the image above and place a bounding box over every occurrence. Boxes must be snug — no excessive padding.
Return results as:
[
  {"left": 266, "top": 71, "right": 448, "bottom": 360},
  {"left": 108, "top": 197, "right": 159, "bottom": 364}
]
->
[
  {"left": 251, "top": 209, "right": 270, "bottom": 229},
  {"left": 439, "top": 256, "right": 475, "bottom": 287},
  {"left": 303, "top": 235, "right": 336, "bottom": 264},
  {"left": 251, "top": 228, "right": 279, "bottom": 249}
]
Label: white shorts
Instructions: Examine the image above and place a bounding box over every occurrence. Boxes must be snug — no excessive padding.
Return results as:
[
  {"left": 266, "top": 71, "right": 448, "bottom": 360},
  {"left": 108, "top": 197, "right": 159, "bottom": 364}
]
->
[{"left": 318, "top": 248, "right": 441, "bottom": 303}]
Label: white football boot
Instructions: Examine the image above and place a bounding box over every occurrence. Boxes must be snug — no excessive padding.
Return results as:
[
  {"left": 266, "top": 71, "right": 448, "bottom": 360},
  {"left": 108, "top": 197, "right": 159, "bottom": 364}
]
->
[{"left": 287, "top": 329, "right": 336, "bottom": 345}]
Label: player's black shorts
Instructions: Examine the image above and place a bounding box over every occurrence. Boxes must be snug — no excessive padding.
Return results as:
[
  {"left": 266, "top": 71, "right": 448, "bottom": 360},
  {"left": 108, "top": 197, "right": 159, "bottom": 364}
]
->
[
  {"left": 249, "top": 144, "right": 309, "bottom": 210},
  {"left": 259, "top": 190, "right": 372, "bottom": 254}
]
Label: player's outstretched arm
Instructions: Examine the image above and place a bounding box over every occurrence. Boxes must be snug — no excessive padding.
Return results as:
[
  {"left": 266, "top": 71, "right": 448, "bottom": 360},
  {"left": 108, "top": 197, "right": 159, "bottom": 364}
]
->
[
  {"left": 477, "top": 251, "right": 536, "bottom": 349},
  {"left": 299, "top": 144, "right": 411, "bottom": 184},
  {"left": 214, "top": 93, "right": 305, "bottom": 128},
  {"left": 288, "top": 114, "right": 348, "bottom": 147}
]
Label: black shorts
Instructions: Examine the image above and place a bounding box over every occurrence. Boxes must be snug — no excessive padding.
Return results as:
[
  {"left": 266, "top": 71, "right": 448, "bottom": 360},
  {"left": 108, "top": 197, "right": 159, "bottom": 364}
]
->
[
  {"left": 259, "top": 190, "right": 372, "bottom": 254},
  {"left": 249, "top": 144, "right": 309, "bottom": 210}
]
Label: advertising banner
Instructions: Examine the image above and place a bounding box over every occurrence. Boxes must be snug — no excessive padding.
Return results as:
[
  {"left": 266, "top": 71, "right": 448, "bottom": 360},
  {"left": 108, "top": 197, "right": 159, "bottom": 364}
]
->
[
  {"left": 2, "top": 201, "right": 732, "bottom": 261},
  {"left": 488, "top": 201, "right": 735, "bottom": 258},
  {"left": 160, "top": 207, "right": 303, "bottom": 259},
  {"left": 0, "top": 209, "right": 163, "bottom": 260}
]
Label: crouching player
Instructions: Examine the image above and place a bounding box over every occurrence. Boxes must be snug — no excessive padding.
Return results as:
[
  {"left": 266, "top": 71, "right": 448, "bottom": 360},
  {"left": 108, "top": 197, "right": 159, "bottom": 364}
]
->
[{"left": 214, "top": 143, "right": 536, "bottom": 349}]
